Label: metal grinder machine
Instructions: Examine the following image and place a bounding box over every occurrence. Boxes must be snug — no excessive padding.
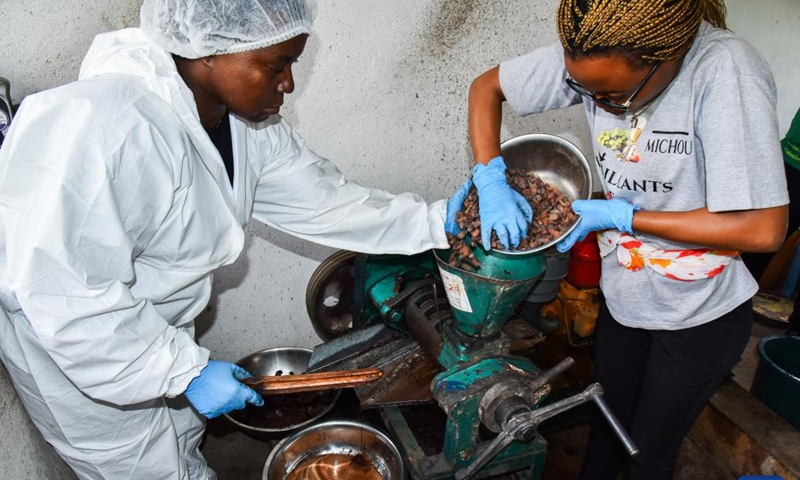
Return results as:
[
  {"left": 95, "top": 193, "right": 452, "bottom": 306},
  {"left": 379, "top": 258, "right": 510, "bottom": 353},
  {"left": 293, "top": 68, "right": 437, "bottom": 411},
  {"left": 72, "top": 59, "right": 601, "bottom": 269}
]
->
[
  {"left": 305, "top": 135, "right": 637, "bottom": 479},
  {"left": 305, "top": 247, "right": 637, "bottom": 480}
]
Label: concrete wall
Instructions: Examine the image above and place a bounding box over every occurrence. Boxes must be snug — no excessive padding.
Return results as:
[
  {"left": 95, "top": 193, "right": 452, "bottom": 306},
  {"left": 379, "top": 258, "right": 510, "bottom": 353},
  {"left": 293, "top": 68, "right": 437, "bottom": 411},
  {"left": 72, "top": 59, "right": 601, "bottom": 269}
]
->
[
  {"left": 726, "top": 1, "right": 800, "bottom": 140},
  {"left": 0, "top": 1, "right": 798, "bottom": 477},
  {"left": 0, "top": 364, "right": 77, "bottom": 480}
]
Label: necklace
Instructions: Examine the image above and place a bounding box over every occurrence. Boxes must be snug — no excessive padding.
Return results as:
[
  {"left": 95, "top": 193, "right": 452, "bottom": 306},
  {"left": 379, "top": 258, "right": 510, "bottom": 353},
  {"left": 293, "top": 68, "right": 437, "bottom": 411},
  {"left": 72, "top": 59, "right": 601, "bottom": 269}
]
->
[
  {"left": 205, "top": 111, "right": 227, "bottom": 131},
  {"left": 630, "top": 94, "right": 658, "bottom": 129},
  {"left": 621, "top": 96, "right": 659, "bottom": 163}
]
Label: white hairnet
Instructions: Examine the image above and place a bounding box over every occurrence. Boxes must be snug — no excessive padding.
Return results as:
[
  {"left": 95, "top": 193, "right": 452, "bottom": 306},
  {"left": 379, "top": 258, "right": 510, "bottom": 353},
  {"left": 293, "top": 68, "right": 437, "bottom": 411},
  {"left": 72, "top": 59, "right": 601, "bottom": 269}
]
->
[{"left": 139, "top": 0, "right": 317, "bottom": 59}]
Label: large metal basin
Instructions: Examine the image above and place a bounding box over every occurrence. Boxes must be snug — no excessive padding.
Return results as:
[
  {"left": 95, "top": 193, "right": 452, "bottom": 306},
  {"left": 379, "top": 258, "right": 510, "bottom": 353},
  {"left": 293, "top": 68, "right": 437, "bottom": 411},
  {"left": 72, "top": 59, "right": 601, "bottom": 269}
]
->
[
  {"left": 498, "top": 133, "right": 593, "bottom": 255},
  {"left": 263, "top": 419, "right": 404, "bottom": 480},
  {"left": 224, "top": 347, "right": 341, "bottom": 437}
]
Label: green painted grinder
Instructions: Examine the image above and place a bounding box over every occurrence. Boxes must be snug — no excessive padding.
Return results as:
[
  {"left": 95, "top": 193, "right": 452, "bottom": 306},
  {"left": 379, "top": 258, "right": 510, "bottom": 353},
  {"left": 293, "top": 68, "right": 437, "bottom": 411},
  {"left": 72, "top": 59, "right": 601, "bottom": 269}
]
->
[{"left": 432, "top": 245, "right": 545, "bottom": 339}]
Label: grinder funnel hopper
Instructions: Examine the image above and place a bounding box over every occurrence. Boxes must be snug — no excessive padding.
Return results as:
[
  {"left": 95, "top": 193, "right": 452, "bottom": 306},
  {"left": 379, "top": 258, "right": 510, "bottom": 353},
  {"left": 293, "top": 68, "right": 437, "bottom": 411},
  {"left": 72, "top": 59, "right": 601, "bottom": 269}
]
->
[
  {"left": 433, "top": 247, "right": 545, "bottom": 338},
  {"left": 434, "top": 133, "right": 591, "bottom": 337}
]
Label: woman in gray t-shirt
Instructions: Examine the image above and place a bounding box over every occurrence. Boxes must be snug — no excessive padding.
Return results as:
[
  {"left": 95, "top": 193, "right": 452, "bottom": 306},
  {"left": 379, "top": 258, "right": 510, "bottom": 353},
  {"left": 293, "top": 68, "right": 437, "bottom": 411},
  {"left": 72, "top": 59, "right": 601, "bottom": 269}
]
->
[{"left": 448, "top": 0, "right": 789, "bottom": 479}]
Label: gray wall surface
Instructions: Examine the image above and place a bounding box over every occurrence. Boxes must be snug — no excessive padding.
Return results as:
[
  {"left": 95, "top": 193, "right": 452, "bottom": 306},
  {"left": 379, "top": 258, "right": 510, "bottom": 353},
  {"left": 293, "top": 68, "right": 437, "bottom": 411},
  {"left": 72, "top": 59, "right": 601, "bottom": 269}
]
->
[
  {"left": 0, "top": 364, "right": 77, "bottom": 480},
  {"left": 0, "top": 1, "right": 798, "bottom": 478}
]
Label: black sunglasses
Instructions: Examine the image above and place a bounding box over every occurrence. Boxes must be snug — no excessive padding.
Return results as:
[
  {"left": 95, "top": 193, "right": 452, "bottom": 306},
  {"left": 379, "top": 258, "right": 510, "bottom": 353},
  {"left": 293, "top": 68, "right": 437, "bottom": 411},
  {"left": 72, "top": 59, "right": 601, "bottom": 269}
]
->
[{"left": 566, "top": 63, "right": 660, "bottom": 112}]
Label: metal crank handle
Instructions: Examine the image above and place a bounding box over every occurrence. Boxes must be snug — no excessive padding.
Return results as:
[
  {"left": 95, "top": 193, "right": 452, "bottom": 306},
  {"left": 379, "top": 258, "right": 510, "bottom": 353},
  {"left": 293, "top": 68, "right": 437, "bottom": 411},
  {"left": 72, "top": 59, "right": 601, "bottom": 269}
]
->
[
  {"left": 454, "top": 430, "right": 515, "bottom": 480},
  {"left": 456, "top": 381, "right": 600, "bottom": 480},
  {"left": 589, "top": 384, "right": 639, "bottom": 457},
  {"left": 529, "top": 356, "right": 575, "bottom": 392},
  {"left": 455, "top": 382, "right": 638, "bottom": 480}
]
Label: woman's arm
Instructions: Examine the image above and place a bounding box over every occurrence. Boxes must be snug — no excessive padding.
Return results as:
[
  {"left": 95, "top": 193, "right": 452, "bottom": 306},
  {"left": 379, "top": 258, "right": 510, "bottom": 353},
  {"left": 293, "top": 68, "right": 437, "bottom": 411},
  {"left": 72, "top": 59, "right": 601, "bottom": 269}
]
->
[
  {"left": 468, "top": 66, "right": 505, "bottom": 165},
  {"left": 252, "top": 118, "right": 449, "bottom": 254},
  {"left": 633, "top": 205, "right": 788, "bottom": 253},
  {"left": 468, "top": 43, "right": 583, "bottom": 165}
]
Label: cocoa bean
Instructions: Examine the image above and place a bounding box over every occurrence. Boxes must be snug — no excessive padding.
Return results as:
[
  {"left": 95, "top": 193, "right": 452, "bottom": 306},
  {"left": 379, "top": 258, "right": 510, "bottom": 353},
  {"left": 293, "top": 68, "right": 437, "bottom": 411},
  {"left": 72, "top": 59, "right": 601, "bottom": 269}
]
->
[{"left": 446, "top": 168, "right": 577, "bottom": 270}]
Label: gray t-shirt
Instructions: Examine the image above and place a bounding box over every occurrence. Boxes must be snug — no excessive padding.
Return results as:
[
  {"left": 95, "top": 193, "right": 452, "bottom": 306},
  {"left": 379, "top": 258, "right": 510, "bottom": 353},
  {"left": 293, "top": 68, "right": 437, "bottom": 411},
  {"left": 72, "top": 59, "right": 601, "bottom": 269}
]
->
[{"left": 499, "top": 22, "right": 788, "bottom": 330}]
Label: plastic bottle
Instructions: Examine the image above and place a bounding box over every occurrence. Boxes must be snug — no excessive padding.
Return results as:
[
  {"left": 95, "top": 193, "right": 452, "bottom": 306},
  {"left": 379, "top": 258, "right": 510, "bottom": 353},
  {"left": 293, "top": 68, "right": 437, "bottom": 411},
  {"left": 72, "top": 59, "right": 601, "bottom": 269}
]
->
[{"left": 567, "top": 231, "right": 601, "bottom": 289}]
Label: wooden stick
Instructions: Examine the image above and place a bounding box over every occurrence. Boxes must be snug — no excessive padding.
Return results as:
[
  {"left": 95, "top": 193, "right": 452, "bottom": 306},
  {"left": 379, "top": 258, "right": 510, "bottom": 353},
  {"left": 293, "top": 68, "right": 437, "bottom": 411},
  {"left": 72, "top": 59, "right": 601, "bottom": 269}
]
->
[{"left": 241, "top": 368, "right": 383, "bottom": 395}]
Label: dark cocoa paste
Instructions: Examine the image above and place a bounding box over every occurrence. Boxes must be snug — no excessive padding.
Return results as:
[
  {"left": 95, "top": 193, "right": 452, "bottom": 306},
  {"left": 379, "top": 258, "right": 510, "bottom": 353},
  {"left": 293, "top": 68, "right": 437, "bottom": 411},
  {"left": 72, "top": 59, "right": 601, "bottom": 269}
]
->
[{"left": 228, "top": 390, "right": 337, "bottom": 430}]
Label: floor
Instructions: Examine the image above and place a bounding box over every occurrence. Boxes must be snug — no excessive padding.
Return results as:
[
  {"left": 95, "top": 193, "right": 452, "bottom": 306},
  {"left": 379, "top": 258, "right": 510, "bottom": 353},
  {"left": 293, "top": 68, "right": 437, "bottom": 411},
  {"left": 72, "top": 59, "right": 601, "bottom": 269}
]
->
[{"left": 200, "top": 320, "right": 787, "bottom": 480}]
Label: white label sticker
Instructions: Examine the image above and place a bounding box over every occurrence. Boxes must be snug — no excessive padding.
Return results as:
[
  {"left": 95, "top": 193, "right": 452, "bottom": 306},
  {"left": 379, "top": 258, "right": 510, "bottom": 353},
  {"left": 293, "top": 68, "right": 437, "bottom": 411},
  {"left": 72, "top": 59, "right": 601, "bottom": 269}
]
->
[{"left": 438, "top": 269, "right": 473, "bottom": 313}]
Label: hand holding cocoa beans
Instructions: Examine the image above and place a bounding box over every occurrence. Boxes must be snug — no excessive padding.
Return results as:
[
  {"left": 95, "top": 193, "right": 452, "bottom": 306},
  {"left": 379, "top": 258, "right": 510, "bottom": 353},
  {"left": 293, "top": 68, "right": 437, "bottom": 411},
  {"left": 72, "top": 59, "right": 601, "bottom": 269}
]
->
[{"left": 445, "top": 169, "right": 577, "bottom": 270}]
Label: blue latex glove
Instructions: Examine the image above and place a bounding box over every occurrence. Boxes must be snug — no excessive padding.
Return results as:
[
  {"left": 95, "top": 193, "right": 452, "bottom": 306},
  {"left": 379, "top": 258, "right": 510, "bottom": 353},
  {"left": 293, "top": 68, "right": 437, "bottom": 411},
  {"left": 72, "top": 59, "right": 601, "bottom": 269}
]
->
[
  {"left": 472, "top": 156, "right": 534, "bottom": 250},
  {"left": 445, "top": 179, "right": 472, "bottom": 235},
  {"left": 557, "top": 199, "right": 640, "bottom": 253},
  {"left": 184, "top": 360, "right": 264, "bottom": 419}
]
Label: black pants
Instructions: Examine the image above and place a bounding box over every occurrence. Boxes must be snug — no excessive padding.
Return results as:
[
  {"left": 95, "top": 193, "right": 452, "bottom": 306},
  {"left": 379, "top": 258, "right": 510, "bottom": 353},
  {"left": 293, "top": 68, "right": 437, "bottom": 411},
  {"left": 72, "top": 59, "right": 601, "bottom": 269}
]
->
[{"left": 577, "top": 299, "right": 753, "bottom": 480}]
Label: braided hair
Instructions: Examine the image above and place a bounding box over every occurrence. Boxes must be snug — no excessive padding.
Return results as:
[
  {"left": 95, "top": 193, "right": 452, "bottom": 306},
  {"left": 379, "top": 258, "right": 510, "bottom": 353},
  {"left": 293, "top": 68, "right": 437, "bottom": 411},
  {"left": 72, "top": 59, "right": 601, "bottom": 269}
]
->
[{"left": 557, "top": 0, "right": 727, "bottom": 66}]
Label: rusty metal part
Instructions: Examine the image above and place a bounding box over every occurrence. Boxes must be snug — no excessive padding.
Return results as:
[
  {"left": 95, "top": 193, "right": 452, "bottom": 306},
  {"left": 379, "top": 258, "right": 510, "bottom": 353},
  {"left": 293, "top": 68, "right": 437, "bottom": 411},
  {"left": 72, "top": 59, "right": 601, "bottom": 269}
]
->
[
  {"left": 477, "top": 378, "right": 543, "bottom": 434},
  {"left": 307, "top": 321, "right": 438, "bottom": 407},
  {"left": 455, "top": 382, "right": 638, "bottom": 480},
  {"left": 305, "top": 250, "right": 358, "bottom": 341},
  {"left": 384, "top": 278, "right": 438, "bottom": 312},
  {"left": 307, "top": 323, "right": 406, "bottom": 373},
  {"left": 528, "top": 357, "right": 575, "bottom": 392},
  {"left": 242, "top": 368, "right": 383, "bottom": 395},
  {"left": 503, "top": 317, "right": 541, "bottom": 342},
  {"left": 356, "top": 343, "right": 441, "bottom": 408},
  {"left": 403, "top": 289, "right": 448, "bottom": 362}
]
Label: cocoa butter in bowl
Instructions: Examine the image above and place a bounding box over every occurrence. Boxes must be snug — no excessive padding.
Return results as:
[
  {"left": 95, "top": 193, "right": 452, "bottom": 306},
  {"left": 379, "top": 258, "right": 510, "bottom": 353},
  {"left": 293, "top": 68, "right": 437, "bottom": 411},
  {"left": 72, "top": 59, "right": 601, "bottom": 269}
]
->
[{"left": 262, "top": 419, "right": 404, "bottom": 480}]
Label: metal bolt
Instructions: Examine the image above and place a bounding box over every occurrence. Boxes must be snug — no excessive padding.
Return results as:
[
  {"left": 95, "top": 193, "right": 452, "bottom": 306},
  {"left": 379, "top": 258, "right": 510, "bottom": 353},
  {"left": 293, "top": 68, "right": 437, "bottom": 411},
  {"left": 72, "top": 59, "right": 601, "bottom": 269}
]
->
[
  {"left": 494, "top": 396, "right": 530, "bottom": 428},
  {"left": 515, "top": 424, "right": 537, "bottom": 443}
]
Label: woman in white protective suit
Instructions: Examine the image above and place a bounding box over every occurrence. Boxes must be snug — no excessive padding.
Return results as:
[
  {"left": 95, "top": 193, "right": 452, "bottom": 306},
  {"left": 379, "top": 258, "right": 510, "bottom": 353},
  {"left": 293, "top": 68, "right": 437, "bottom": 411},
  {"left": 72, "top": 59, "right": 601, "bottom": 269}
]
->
[{"left": 0, "top": 1, "right": 458, "bottom": 479}]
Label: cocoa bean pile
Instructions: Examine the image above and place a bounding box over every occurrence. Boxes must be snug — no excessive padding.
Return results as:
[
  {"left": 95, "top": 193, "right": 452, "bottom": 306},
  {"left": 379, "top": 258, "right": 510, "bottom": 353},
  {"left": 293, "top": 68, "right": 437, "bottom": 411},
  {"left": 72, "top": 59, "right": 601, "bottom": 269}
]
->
[
  {"left": 228, "top": 390, "right": 337, "bottom": 430},
  {"left": 446, "top": 169, "right": 577, "bottom": 271}
]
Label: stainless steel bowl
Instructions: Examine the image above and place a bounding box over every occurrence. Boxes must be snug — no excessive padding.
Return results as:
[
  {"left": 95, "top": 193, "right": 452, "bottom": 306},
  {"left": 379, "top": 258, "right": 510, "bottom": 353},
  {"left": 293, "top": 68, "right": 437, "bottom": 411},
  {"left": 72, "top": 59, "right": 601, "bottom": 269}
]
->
[
  {"left": 263, "top": 419, "right": 405, "bottom": 480},
  {"left": 497, "top": 133, "right": 593, "bottom": 255},
  {"left": 223, "top": 347, "right": 341, "bottom": 435}
]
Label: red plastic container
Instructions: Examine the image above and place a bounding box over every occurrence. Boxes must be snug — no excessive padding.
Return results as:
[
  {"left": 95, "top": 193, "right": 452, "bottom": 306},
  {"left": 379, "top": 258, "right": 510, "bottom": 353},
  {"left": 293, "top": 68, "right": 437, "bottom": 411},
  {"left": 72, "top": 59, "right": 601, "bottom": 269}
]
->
[{"left": 567, "top": 231, "right": 601, "bottom": 289}]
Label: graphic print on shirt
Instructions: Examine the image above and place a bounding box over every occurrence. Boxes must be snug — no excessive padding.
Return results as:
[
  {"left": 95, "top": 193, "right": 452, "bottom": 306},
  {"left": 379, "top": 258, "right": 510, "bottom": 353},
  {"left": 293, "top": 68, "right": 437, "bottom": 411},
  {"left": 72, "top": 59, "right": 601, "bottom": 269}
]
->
[
  {"left": 596, "top": 116, "right": 649, "bottom": 164},
  {"left": 597, "top": 128, "right": 633, "bottom": 162},
  {"left": 643, "top": 130, "right": 693, "bottom": 156},
  {"left": 594, "top": 128, "right": 697, "bottom": 197}
]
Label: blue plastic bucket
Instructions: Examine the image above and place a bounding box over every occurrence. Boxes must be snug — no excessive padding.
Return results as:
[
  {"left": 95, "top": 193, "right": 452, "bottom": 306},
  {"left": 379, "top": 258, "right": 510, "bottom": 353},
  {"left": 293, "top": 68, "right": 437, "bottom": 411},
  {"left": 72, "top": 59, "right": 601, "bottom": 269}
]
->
[{"left": 750, "top": 335, "right": 800, "bottom": 430}]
